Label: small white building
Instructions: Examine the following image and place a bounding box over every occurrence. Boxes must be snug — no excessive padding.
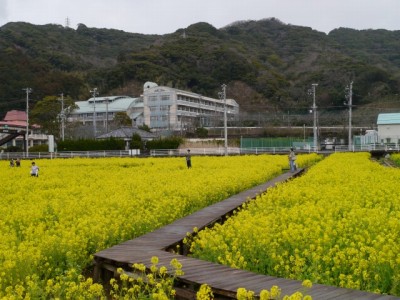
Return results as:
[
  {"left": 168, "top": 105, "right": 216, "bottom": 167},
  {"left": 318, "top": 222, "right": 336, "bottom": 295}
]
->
[
  {"left": 142, "top": 82, "right": 239, "bottom": 132},
  {"left": 363, "top": 129, "right": 379, "bottom": 144},
  {"left": 377, "top": 113, "right": 400, "bottom": 144}
]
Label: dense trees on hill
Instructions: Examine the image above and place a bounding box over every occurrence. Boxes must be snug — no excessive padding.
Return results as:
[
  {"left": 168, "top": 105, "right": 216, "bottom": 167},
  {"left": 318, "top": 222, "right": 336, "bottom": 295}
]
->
[{"left": 0, "top": 18, "right": 399, "bottom": 121}]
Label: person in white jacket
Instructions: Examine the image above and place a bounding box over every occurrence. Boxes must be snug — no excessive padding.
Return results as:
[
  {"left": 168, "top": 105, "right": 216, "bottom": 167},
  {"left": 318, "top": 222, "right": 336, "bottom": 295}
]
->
[{"left": 30, "top": 162, "right": 39, "bottom": 177}]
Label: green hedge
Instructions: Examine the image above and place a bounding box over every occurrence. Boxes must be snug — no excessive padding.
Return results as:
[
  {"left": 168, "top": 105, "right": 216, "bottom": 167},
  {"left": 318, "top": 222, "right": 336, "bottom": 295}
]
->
[
  {"left": 57, "top": 138, "right": 125, "bottom": 151},
  {"left": 145, "top": 136, "right": 183, "bottom": 149},
  {"left": 56, "top": 136, "right": 183, "bottom": 151}
]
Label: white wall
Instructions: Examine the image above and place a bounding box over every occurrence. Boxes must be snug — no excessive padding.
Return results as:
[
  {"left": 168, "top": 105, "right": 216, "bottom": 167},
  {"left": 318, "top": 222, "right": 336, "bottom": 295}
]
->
[{"left": 378, "top": 124, "right": 400, "bottom": 143}]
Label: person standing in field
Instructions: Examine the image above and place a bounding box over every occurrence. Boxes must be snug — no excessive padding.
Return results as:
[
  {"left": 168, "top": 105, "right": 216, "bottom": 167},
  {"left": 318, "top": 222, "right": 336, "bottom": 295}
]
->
[
  {"left": 15, "top": 158, "right": 21, "bottom": 167},
  {"left": 186, "top": 149, "right": 192, "bottom": 169},
  {"left": 30, "top": 161, "right": 39, "bottom": 177},
  {"left": 288, "top": 147, "right": 297, "bottom": 172}
]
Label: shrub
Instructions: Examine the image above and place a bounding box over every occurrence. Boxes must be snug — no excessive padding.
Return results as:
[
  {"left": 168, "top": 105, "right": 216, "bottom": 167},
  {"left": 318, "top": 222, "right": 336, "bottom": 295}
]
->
[
  {"left": 146, "top": 136, "right": 183, "bottom": 149},
  {"left": 57, "top": 138, "right": 125, "bottom": 151},
  {"left": 29, "top": 144, "right": 49, "bottom": 152},
  {"left": 130, "top": 133, "right": 143, "bottom": 150}
]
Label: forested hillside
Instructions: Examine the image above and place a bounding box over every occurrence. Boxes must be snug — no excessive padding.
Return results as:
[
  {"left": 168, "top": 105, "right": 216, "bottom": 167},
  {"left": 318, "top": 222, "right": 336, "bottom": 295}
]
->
[{"left": 0, "top": 18, "right": 399, "bottom": 122}]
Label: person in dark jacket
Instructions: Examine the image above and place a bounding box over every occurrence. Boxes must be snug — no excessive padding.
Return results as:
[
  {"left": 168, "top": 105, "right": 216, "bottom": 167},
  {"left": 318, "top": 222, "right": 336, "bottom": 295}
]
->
[{"left": 186, "top": 149, "right": 192, "bottom": 169}]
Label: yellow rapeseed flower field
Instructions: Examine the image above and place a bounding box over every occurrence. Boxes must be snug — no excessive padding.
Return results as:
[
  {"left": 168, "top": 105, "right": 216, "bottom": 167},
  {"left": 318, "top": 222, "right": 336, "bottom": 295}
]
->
[
  {"left": 190, "top": 152, "right": 400, "bottom": 296},
  {"left": 0, "top": 154, "right": 320, "bottom": 299}
]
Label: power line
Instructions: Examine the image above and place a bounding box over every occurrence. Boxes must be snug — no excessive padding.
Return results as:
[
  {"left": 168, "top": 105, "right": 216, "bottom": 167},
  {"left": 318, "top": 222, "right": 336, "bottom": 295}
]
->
[{"left": 0, "top": 99, "right": 26, "bottom": 107}]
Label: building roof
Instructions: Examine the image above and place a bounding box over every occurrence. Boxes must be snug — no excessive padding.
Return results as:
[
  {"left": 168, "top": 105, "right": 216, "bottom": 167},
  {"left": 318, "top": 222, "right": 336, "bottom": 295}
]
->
[
  {"left": 0, "top": 110, "right": 40, "bottom": 128},
  {"left": 96, "top": 127, "right": 158, "bottom": 140},
  {"left": 377, "top": 113, "right": 400, "bottom": 125},
  {"left": 4, "top": 110, "right": 26, "bottom": 121},
  {"left": 129, "top": 111, "right": 143, "bottom": 120},
  {"left": 73, "top": 96, "right": 140, "bottom": 114}
]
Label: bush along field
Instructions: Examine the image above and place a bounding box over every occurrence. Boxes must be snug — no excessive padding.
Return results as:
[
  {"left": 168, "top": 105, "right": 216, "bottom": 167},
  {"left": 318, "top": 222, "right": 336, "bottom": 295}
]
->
[
  {"left": 189, "top": 152, "right": 400, "bottom": 297},
  {"left": 0, "top": 154, "right": 321, "bottom": 299}
]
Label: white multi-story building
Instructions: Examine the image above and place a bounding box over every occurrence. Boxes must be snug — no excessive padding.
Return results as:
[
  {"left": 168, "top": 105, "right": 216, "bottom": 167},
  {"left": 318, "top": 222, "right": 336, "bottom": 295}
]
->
[
  {"left": 142, "top": 82, "right": 239, "bottom": 132},
  {"left": 69, "top": 83, "right": 239, "bottom": 134},
  {"left": 69, "top": 95, "right": 144, "bottom": 127}
]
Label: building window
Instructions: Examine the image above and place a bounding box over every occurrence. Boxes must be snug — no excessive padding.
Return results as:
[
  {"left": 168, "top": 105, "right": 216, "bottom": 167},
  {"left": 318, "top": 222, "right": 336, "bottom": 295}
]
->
[
  {"left": 386, "top": 138, "right": 391, "bottom": 143},
  {"left": 149, "top": 106, "right": 157, "bottom": 111},
  {"left": 161, "top": 95, "right": 170, "bottom": 101},
  {"left": 150, "top": 116, "right": 157, "bottom": 121},
  {"left": 149, "top": 96, "right": 157, "bottom": 102}
]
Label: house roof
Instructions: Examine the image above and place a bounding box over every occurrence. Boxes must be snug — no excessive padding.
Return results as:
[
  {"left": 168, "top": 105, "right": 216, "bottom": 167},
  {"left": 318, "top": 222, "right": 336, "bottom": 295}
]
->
[
  {"left": 0, "top": 110, "right": 40, "bottom": 128},
  {"left": 377, "top": 113, "right": 400, "bottom": 125},
  {"left": 96, "top": 127, "right": 158, "bottom": 140},
  {"left": 4, "top": 110, "right": 26, "bottom": 121}
]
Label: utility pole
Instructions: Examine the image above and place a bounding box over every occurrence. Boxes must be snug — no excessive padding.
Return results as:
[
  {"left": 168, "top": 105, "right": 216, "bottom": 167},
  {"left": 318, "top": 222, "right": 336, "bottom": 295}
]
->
[
  {"left": 90, "top": 88, "right": 98, "bottom": 138},
  {"left": 105, "top": 97, "right": 109, "bottom": 134},
  {"left": 219, "top": 84, "right": 228, "bottom": 156},
  {"left": 168, "top": 105, "right": 171, "bottom": 131},
  {"left": 23, "top": 88, "right": 32, "bottom": 156},
  {"left": 311, "top": 83, "right": 318, "bottom": 152},
  {"left": 346, "top": 81, "right": 353, "bottom": 151},
  {"left": 59, "top": 93, "right": 65, "bottom": 141}
]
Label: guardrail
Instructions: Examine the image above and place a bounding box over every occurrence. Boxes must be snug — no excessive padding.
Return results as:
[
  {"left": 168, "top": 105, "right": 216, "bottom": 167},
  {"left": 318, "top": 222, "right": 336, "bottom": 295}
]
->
[
  {"left": 150, "top": 147, "right": 241, "bottom": 156},
  {"left": 0, "top": 150, "right": 132, "bottom": 160},
  {"left": 1, "top": 144, "right": 399, "bottom": 160}
]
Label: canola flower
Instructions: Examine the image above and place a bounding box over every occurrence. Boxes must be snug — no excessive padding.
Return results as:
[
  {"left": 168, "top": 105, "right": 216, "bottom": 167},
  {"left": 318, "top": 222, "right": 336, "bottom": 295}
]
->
[
  {"left": 0, "top": 154, "right": 320, "bottom": 299},
  {"left": 237, "top": 282, "right": 312, "bottom": 300},
  {"left": 109, "top": 256, "right": 182, "bottom": 300},
  {"left": 190, "top": 152, "right": 400, "bottom": 296},
  {"left": 198, "top": 283, "right": 312, "bottom": 300},
  {"left": 196, "top": 284, "right": 214, "bottom": 300},
  {"left": 390, "top": 153, "right": 400, "bottom": 166}
]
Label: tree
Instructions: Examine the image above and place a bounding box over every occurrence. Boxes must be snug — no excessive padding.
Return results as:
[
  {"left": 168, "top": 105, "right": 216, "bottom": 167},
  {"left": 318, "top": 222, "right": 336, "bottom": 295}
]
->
[
  {"left": 30, "top": 95, "right": 77, "bottom": 139},
  {"left": 138, "top": 124, "right": 151, "bottom": 132},
  {"left": 130, "top": 133, "right": 142, "bottom": 149},
  {"left": 113, "top": 112, "right": 132, "bottom": 127},
  {"left": 195, "top": 127, "right": 208, "bottom": 138}
]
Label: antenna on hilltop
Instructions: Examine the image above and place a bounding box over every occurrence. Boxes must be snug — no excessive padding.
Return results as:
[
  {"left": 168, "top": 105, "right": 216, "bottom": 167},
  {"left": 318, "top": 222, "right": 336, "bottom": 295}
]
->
[{"left": 65, "top": 17, "right": 70, "bottom": 28}]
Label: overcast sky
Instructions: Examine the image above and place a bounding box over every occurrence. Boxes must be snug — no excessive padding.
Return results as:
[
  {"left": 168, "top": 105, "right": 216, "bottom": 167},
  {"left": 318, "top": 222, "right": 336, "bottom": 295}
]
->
[{"left": 0, "top": 0, "right": 399, "bottom": 35}]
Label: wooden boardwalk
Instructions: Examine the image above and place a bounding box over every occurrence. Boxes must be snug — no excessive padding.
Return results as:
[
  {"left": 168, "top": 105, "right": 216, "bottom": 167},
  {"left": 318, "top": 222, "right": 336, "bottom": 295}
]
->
[{"left": 94, "top": 169, "right": 399, "bottom": 299}]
